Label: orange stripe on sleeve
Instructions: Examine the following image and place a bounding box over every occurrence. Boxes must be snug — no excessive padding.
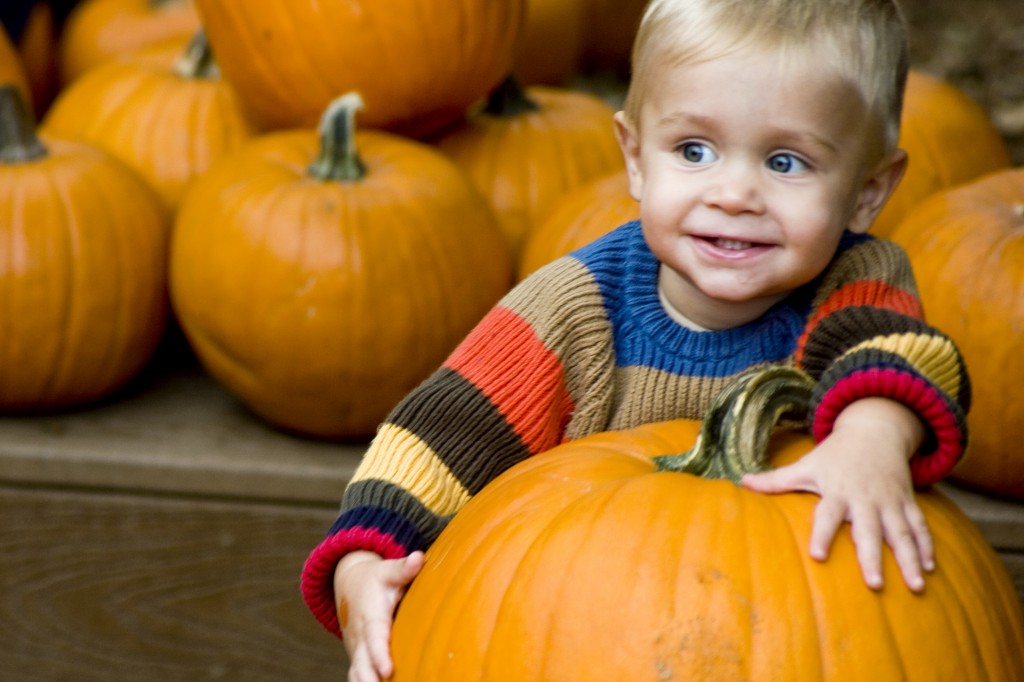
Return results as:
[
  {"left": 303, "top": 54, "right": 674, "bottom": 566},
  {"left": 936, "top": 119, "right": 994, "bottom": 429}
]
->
[
  {"left": 797, "top": 281, "right": 923, "bottom": 362},
  {"left": 445, "top": 306, "right": 575, "bottom": 454}
]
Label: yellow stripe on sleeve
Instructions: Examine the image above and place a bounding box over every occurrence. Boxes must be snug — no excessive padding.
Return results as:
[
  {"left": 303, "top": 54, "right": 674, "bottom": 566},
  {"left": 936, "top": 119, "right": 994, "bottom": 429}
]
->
[
  {"left": 350, "top": 422, "right": 473, "bottom": 518},
  {"left": 842, "top": 332, "right": 963, "bottom": 398}
]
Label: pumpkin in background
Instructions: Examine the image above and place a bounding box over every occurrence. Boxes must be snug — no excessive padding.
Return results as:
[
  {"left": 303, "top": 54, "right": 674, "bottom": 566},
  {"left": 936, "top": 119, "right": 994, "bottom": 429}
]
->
[
  {"left": 13, "top": 0, "right": 60, "bottom": 114},
  {"left": 890, "top": 169, "right": 1024, "bottom": 500},
  {"left": 390, "top": 367, "right": 1024, "bottom": 680},
  {"left": 512, "top": 0, "right": 587, "bottom": 86},
  {"left": 0, "top": 85, "right": 169, "bottom": 410},
  {"left": 0, "top": 24, "right": 31, "bottom": 111},
  {"left": 44, "top": 32, "right": 259, "bottom": 212},
  {"left": 58, "top": 0, "right": 199, "bottom": 85},
  {"left": 435, "top": 76, "right": 622, "bottom": 257},
  {"left": 195, "top": 0, "right": 525, "bottom": 137},
  {"left": 518, "top": 168, "right": 636, "bottom": 279},
  {"left": 170, "top": 93, "right": 513, "bottom": 439},
  {"left": 872, "top": 70, "right": 1011, "bottom": 238}
]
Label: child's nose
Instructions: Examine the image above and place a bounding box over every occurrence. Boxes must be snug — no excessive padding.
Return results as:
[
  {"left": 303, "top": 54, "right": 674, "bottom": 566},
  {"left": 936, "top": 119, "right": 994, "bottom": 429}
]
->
[{"left": 703, "top": 162, "right": 765, "bottom": 215}]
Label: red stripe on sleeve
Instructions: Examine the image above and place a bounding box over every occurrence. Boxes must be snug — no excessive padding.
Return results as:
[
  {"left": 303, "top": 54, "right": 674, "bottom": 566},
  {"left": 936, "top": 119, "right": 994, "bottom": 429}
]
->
[{"left": 445, "top": 306, "right": 575, "bottom": 454}]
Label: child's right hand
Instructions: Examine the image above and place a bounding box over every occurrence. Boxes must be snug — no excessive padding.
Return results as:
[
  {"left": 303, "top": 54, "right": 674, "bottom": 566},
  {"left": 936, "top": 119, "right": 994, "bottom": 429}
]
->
[{"left": 334, "top": 550, "right": 425, "bottom": 682}]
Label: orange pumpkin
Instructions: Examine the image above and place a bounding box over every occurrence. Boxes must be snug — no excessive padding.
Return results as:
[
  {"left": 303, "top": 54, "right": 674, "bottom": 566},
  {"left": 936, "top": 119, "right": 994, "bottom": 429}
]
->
[
  {"left": 170, "top": 93, "right": 512, "bottom": 438},
  {"left": 890, "top": 168, "right": 1024, "bottom": 500},
  {"left": 0, "top": 24, "right": 31, "bottom": 111},
  {"left": 390, "top": 367, "right": 1024, "bottom": 680},
  {"left": 435, "top": 76, "right": 623, "bottom": 257},
  {"left": 44, "top": 32, "right": 260, "bottom": 212},
  {"left": 195, "top": 0, "right": 526, "bottom": 137},
  {"left": 513, "top": 0, "right": 587, "bottom": 86},
  {"left": 0, "top": 85, "right": 169, "bottom": 409},
  {"left": 518, "top": 168, "right": 637, "bottom": 279},
  {"left": 58, "top": 0, "right": 200, "bottom": 85},
  {"left": 872, "top": 70, "right": 1011, "bottom": 238}
]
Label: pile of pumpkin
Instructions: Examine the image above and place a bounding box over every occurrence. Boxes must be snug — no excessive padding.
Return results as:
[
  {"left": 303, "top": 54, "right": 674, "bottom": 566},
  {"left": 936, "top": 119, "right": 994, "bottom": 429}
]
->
[
  {"left": 2, "top": 1, "right": 1024, "bottom": 675},
  {"left": 0, "top": 0, "right": 639, "bottom": 437}
]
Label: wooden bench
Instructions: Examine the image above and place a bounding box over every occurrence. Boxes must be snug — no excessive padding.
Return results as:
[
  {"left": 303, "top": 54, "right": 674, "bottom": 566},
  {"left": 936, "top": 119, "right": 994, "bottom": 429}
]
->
[
  {"left": 1, "top": 350, "right": 1021, "bottom": 679},
  {"left": 0, "top": 352, "right": 355, "bottom": 679}
]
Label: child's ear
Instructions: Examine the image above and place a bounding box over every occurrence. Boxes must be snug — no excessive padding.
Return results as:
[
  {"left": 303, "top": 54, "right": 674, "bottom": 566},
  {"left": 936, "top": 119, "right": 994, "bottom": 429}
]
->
[
  {"left": 614, "top": 111, "right": 644, "bottom": 202},
  {"left": 848, "top": 148, "right": 908, "bottom": 234}
]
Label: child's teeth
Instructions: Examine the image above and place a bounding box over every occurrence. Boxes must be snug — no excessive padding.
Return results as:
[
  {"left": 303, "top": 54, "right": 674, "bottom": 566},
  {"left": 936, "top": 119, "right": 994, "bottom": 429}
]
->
[{"left": 716, "top": 238, "right": 753, "bottom": 250}]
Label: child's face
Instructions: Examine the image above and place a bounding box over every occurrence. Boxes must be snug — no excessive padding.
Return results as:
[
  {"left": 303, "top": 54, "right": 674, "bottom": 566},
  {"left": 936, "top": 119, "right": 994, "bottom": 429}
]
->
[{"left": 615, "top": 46, "right": 905, "bottom": 330}]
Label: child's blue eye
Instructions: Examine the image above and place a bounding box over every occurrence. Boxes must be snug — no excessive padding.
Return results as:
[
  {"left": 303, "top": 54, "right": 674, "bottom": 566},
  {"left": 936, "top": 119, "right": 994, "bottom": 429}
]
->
[
  {"left": 767, "top": 153, "right": 808, "bottom": 173},
  {"left": 680, "top": 142, "right": 717, "bottom": 164}
]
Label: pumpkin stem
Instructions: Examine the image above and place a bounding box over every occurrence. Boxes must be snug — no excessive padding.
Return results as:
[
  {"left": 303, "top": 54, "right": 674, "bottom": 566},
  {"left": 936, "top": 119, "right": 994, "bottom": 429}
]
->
[
  {"left": 174, "top": 30, "right": 219, "bottom": 80},
  {"left": 483, "top": 75, "right": 540, "bottom": 117},
  {"left": 308, "top": 91, "right": 367, "bottom": 182},
  {"left": 0, "top": 85, "right": 46, "bottom": 163},
  {"left": 653, "top": 366, "right": 814, "bottom": 483}
]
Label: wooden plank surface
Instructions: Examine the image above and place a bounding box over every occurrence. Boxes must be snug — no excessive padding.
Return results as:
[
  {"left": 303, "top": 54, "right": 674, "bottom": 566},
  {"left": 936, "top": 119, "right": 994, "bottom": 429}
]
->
[
  {"left": 0, "top": 350, "right": 359, "bottom": 678},
  {"left": 0, "top": 355, "right": 363, "bottom": 505},
  {"left": 0, "top": 485, "right": 348, "bottom": 681}
]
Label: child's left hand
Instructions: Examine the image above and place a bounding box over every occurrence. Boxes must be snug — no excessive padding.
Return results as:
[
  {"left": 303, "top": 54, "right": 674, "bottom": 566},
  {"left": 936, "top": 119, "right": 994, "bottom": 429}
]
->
[{"left": 740, "top": 397, "right": 932, "bottom": 592}]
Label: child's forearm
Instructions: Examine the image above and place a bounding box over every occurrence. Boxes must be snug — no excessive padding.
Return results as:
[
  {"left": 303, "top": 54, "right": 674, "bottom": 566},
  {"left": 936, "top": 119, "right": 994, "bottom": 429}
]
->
[
  {"left": 334, "top": 551, "right": 383, "bottom": 627},
  {"left": 830, "top": 397, "right": 925, "bottom": 460}
]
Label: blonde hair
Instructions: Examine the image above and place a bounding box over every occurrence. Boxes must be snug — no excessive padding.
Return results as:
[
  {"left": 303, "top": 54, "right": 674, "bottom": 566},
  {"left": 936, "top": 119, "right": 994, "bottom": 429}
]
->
[{"left": 622, "top": 0, "right": 909, "bottom": 151}]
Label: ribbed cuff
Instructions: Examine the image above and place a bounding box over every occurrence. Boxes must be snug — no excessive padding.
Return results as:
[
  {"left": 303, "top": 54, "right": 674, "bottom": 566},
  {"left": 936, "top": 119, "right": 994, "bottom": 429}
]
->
[
  {"left": 812, "top": 367, "right": 967, "bottom": 486},
  {"left": 300, "top": 527, "right": 408, "bottom": 638}
]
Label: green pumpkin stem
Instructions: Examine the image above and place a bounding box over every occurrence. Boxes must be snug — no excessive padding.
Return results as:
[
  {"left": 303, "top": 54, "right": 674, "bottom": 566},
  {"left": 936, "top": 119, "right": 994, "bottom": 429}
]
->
[
  {"left": 174, "top": 30, "right": 219, "bottom": 80},
  {"left": 653, "top": 366, "right": 814, "bottom": 483},
  {"left": 483, "top": 75, "right": 540, "bottom": 117},
  {"left": 0, "top": 85, "right": 46, "bottom": 163},
  {"left": 308, "top": 91, "right": 367, "bottom": 182}
]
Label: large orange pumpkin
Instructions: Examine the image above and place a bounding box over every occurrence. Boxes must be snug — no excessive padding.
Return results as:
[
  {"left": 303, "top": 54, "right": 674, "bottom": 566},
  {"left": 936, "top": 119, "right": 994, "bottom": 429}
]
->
[
  {"left": 170, "top": 94, "right": 512, "bottom": 438},
  {"left": 0, "top": 85, "right": 169, "bottom": 409},
  {"left": 58, "top": 0, "right": 199, "bottom": 85},
  {"left": 435, "top": 76, "right": 623, "bottom": 257},
  {"left": 195, "top": 0, "right": 526, "bottom": 137},
  {"left": 391, "top": 367, "right": 1024, "bottom": 680},
  {"left": 872, "top": 70, "right": 1012, "bottom": 238},
  {"left": 518, "top": 168, "right": 637, "bottom": 279},
  {"left": 890, "top": 168, "right": 1024, "bottom": 500},
  {"left": 44, "top": 32, "right": 260, "bottom": 212}
]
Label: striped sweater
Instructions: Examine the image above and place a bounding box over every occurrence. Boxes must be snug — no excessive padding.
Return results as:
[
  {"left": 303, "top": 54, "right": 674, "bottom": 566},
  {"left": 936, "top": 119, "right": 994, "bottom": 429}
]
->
[{"left": 302, "top": 220, "right": 971, "bottom": 637}]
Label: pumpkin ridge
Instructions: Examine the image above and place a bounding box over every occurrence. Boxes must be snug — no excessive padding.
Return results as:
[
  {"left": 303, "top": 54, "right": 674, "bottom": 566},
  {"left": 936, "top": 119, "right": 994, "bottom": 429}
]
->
[
  {"left": 81, "top": 162, "right": 129, "bottom": 393},
  {"left": 236, "top": 2, "right": 308, "bottom": 119},
  {"left": 923, "top": 497, "right": 1007, "bottom": 675},
  {"left": 755, "top": 489, "right": 827, "bottom": 678},
  {"left": 47, "top": 157, "right": 98, "bottom": 399},
  {"left": 943, "top": 506, "right": 1001, "bottom": 671},
  {"left": 481, "top": 474, "right": 637, "bottom": 679},
  {"left": 76, "top": 155, "right": 166, "bottom": 394}
]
